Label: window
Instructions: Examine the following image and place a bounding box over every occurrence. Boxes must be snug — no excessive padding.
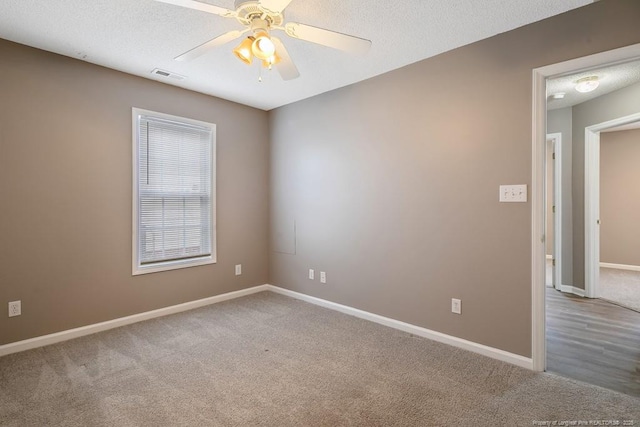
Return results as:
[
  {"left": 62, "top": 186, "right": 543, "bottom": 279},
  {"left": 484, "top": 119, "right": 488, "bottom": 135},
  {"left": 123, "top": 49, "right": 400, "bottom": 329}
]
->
[{"left": 132, "top": 108, "right": 216, "bottom": 275}]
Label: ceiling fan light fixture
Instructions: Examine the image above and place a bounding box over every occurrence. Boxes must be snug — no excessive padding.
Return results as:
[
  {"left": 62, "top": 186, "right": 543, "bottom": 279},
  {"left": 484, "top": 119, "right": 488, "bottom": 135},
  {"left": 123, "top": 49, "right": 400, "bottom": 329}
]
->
[
  {"left": 252, "top": 32, "right": 276, "bottom": 60},
  {"left": 157, "top": 0, "right": 371, "bottom": 82},
  {"left": 575, "top": 76, "right": 599, "bottom": 93},
  {"left": 262, "top": 51, "right": 281, "bottom": 68},
  {"left": 233, "top": 37, "right": 254, "bottom": 65}
]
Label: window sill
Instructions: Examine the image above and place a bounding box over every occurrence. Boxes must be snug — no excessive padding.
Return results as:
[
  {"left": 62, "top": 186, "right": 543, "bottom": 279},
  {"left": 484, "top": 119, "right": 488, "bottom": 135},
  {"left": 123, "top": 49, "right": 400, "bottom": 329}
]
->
[{"left": 132, "top": 255, "right": 216, "bottom": 276}]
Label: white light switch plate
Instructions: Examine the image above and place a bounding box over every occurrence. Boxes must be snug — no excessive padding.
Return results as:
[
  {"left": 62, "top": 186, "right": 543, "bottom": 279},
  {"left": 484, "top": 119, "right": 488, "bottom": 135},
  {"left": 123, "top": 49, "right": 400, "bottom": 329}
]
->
[{"left": 499, "top": 184, "right": 527, "bottom": 202}]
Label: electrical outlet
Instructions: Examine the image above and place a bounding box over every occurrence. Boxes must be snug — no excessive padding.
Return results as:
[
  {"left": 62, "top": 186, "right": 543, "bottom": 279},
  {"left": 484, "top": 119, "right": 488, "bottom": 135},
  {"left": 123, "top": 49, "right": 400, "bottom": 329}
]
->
[
  {"left": 309, "top": 269, "right": 315, "bottom": 280},
  {"left": 320, "top": 271, "right": 326, "bottom": 284},
  {"left": 8, "top": 301, "right": 21, "bottom": 317},
  {"left": 451, "top": 298, "right": 461, "bottom": 315},
  {"left": 235, "top": 264, "right": 242, "bottom": 276}
]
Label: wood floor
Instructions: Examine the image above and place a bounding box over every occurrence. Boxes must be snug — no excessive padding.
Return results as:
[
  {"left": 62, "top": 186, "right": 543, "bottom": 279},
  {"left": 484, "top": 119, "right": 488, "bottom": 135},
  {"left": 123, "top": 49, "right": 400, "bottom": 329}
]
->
[{"left": 546, "top": 288, "right": 640, "bottom": 396}]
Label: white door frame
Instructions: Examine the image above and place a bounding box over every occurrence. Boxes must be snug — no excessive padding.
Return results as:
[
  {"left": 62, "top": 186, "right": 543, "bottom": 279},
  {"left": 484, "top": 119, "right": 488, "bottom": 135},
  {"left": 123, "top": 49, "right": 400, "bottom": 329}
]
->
[
  {"left": 547, "top": 132, "right": 562, "bottom": 291},
  {"left": 531, "top": 42, "right": 640, "bottom": 372},
  {"left": 584, "top": 113, "right": 640, "bottom": 298}
]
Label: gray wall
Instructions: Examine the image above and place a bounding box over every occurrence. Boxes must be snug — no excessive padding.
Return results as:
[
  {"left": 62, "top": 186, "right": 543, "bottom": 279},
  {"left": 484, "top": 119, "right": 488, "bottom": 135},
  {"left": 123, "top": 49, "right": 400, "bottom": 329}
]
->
[
  {"left": 0, "top": 39, "right": 270, "bottom": 345},
  {"left": 600, "top": 128, "right": 640, "bottom": 266},
  {"left": 547, "top": 107, "right": 574, "bottom": 286},
  {"left": 572, "top": 81, "right": 640, "bottom": 288},
  {"left": 269, "top": 0, "right": 640, "bottom": 357}
]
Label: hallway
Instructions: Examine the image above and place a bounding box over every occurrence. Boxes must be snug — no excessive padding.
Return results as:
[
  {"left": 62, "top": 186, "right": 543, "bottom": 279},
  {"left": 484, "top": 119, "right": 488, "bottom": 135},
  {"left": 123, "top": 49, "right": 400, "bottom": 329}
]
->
[{"left": 546, "top": 287, "right": 640, "bottom": 397}]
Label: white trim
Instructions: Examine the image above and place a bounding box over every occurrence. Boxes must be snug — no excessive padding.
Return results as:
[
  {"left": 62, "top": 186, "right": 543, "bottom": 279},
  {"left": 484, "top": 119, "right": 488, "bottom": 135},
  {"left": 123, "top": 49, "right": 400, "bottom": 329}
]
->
[
  {"left": 600, "top": 262, "right": 640, "bottom": 272},
  {"left": 2, "top": 283, "right": 533, "bottom": 369},
  {"left": 584, "top": 112, "right": 640, "bottom": 298},
  {"left": 558, "top": 285, "right": 586, "bottom": 297},
  {"left": 546, "top": 254, "right": 553, "bottom": 260},
  {"left": 2, "top": 284, "right": 534, "bottom": 369},
  {"left": 531, "top": 42, "right": 640, "bottom": 373},
  {"left": 585, "top": 126, "right": 600, "bottom": 298},
  {"left": 0, "top": 285, "right": 269, "bottom": 357},
  {"left": 265, "top": 285, "right": 533, "bottom": 369},
  {"left": 547, "top": 132, "right": 563, "bottom": 292},
  {"left": 532, "top": 67, "right": 547, "bottom": 372}
]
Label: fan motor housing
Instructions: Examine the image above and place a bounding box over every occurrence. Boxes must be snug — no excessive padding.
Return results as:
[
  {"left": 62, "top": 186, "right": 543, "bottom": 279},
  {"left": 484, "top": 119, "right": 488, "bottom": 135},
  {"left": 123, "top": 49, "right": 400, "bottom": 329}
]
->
[{"left": 234, "top": 0, "right": 284, "bottom": 27}]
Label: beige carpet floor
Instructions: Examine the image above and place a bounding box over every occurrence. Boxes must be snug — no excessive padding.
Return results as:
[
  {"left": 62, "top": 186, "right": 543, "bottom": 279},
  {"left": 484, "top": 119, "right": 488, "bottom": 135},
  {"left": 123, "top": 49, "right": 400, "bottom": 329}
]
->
[
  {"left": 1, "top": 291, "right": 639, "bottom": 426},
  {"left": 600, "top": 267, "right": 640, "bottom": 312}
]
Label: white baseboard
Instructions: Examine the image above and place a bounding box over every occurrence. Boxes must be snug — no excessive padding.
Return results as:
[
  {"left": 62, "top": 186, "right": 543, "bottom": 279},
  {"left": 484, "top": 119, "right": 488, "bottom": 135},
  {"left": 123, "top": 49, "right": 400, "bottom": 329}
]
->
[
  {"left": 0, "top": 285, "right": 270, "bottom": 357},
  {"left": 264, "top": 285, "right": 533, "bottom": 370},
  {"left": 558, "top": 284, "right": 586, "bottom": 297},
  {"left": 1, "top": 283, "right": 534, "bottom": 370},
  {"left": 600, "top": 262, "right": 640, "bottom": 272}
]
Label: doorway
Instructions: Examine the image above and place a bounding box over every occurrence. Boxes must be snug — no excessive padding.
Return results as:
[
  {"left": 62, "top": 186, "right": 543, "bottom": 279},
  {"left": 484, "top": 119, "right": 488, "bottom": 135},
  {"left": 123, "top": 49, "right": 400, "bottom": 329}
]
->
[
  {"left": 531, "top": 42, "right": 640, "bottom": 373},
  {"left": 586, "top": 118, "right": 640, "bottom": 312},
  {"left": 544, "top": 60, "right": 640, "bottom": 396},
  {"left": 584, "top": 114, "right": 640, "bottom": 300}
]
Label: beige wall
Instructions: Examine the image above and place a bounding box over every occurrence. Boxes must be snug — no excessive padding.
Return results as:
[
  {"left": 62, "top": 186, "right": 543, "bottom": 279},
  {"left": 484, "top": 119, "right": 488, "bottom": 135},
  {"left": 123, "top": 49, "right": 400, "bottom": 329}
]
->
[
  {"left": 600, "top": 128, "right": 640, "bottom": 266},
  {"left": 269, "top": 0, "right": 640, "bottom": 357},
  {"left": 0, "top": 39, "right": 270, "bottom": 345},
  {"left": 571, "top": 81, "right": 640, "bottom": 288},
  {"left": 547, "top": 107, "right": 573, "bottom": 286},
  {"left": 3, "top": 0, "right": 640, "bottom": 356}
]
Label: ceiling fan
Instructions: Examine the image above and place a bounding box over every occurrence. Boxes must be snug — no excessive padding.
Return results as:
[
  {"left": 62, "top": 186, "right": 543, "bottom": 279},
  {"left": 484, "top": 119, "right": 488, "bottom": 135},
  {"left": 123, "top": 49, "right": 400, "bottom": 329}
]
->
[{"left": 154, "top": 0, "right": 372, "bottom": 80}]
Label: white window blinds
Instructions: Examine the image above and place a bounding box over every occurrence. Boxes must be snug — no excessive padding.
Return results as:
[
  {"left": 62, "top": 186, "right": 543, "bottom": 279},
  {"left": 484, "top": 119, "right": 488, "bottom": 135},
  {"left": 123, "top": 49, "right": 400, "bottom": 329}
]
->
[{"left": 133, "top": 110, "right": 215, "bottom": 274}]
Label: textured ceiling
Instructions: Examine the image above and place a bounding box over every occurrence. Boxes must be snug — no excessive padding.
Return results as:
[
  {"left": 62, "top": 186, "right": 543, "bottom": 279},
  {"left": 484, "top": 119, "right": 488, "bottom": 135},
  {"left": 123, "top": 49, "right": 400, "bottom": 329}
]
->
[
  {"left": 0, "top": 0, "right": 593, "bottom": 110},
  {"left": 547, "top": 59, "right": 640, "bottom": 110}
]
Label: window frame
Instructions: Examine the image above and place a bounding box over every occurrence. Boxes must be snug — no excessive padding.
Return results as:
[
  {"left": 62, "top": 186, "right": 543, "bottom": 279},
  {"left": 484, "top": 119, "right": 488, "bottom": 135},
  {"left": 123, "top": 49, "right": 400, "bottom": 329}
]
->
[{"left": 131, "top": 108, "right": 217, "bottom": 275}]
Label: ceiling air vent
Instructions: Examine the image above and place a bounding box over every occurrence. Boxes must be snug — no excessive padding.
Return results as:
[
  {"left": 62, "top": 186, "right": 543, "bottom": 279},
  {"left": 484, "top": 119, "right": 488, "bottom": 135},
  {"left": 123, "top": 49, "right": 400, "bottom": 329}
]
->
[{"left": 151, "top": 68, "right": 186, "bottom": 81}]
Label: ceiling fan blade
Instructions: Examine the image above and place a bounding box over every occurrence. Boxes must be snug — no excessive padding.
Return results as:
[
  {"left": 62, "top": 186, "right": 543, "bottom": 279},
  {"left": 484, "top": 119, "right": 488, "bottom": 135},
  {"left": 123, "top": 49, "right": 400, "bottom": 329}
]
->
[
  {"left": 153, "top": 0, "right": 236, "bottom": 18},
  {"left": 258, "top": 0, "right": 294, "bottom": 14},
  {"left": 272, "top": 37, "right": 300, "bottom": 80},
  {"left": 284, "top": 22, "right": 371, "bottom": 55},
  {"left": 175, "top": 30, "right": 244, "bottom": 61}
]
